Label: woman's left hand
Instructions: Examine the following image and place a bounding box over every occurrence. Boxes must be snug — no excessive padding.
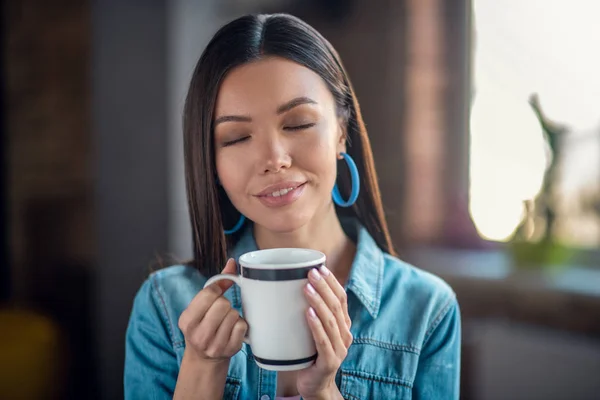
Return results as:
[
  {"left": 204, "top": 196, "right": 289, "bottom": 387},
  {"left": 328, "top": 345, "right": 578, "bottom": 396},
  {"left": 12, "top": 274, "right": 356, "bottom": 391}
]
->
[{"left": 297, "top": 265, "right": 352, "bottom": 400}]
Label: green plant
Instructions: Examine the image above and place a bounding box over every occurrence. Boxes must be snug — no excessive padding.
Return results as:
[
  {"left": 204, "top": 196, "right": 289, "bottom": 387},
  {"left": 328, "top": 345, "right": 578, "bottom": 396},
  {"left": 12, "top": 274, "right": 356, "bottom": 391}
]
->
[{"left": 509, "top": 93, "right": 573, "bottom": 268}]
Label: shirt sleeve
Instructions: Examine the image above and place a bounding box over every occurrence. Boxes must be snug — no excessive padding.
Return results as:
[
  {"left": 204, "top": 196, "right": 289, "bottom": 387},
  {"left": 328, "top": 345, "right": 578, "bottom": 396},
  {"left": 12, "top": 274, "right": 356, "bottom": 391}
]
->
[
  {"left": 124, "top": 278, "right": 179, "bottom": 400},
  {"left": 412, "top": 297, "right": 462, "bottom": 399}
]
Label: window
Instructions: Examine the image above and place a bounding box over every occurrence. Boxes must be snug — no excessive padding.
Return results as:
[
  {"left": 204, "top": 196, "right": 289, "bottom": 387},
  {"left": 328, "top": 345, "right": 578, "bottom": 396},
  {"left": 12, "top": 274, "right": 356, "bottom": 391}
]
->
[{"left": 469, "top": 0, "right": 600, "bottom": 248}]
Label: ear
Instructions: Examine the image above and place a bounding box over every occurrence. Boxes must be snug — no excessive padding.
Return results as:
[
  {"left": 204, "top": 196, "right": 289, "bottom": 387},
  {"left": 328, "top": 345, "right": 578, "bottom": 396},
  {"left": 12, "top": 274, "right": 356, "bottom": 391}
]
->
[{"left": 336, "top": 117, "right": 348, "bottom": 157}]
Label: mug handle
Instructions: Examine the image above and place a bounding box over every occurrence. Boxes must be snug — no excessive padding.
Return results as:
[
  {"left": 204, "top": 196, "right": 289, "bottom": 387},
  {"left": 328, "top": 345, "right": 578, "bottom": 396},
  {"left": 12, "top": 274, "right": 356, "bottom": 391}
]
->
[{"left": 203, "top": 274, "right": 250, "bottom": 345}]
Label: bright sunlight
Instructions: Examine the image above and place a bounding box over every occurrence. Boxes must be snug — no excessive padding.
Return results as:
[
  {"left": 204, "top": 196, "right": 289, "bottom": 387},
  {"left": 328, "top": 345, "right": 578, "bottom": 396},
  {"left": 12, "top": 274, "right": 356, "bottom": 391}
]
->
[{"left": 469, "top": 0, "right": 600, "bottom": 241}]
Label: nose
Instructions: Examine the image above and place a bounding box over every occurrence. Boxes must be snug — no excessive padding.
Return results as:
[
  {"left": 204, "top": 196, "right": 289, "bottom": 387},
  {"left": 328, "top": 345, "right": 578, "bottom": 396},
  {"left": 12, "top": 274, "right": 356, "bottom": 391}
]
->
[{"left": 259, "top": 137, "right": 292, "bottom": 174}]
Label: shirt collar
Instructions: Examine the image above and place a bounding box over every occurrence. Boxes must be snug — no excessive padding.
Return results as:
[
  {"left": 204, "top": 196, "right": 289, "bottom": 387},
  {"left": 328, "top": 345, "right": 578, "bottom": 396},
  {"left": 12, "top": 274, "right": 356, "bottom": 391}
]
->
[
  {"left": 228, "top": 218, "right": 385, "bottom": 318},
  {"left": 343, "top": 218, "right": 385, "bottom": 318}
]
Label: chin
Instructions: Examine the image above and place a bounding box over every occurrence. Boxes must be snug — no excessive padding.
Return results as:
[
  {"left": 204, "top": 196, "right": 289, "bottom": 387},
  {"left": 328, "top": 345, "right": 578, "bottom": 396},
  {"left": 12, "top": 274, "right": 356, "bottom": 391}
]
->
[{"left": 256, "top": 212, "right": 312, "bottom": 234}]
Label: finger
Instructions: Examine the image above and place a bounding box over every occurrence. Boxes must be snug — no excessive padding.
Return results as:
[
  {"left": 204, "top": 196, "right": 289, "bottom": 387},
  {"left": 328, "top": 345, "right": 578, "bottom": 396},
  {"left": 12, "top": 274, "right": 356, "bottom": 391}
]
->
[
  {"left": 193, "top": 297, "right": 232, "bottom": 347},
  {"left": 319, "top": 265, "right": 352, "bottom": 329},
  {"left": 179, "top": 283, "right": 224, "bottom": 332},
  {"left": 207, "top": 308, "right": 240, "bottom": 357},
  {"left": 305, "top": 280, "right": 346, "bottom": 355},
  {"left": 307, "top": 268, "right": 349, "bottom": 349},
  {"left": 306, "top": 307, "right": 336, "bottom": 369},
  {"left": 180, "top": 258, "right": 238, "bottom": 331},
  {"left": 317, "top": 265, "right": 353, "bottom": 348},
  {"left": 226, "top": 318, "right": 248, "bottom": 353},
  {"left": 222, "top": 258, "right": 238, "bottom": 274},
  {"left": 214, "top": 258, "right": 238, "bottom": 293}
]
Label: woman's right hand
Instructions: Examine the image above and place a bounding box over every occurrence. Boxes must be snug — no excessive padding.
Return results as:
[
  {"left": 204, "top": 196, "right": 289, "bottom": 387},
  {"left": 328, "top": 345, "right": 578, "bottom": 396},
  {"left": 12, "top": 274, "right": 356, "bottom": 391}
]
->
[{"left": 178, "top": 258, "right": 248, "bottom": 364}]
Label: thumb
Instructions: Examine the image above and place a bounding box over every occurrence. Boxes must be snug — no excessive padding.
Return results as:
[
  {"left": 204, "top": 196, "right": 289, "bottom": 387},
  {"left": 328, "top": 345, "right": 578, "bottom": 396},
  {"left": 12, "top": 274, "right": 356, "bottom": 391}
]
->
[
  {"left": 222, "top": 258, "right": 238, "bottom": 274},
  {"left": 214, "top": 258, "right": 237, "bottom": 293}
]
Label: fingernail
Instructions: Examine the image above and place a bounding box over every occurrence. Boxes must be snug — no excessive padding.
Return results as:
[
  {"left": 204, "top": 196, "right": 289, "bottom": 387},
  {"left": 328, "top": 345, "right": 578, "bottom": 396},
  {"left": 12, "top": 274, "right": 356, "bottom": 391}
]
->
[
  {"left": 319, "top": 265, "right": 330, "bottom": 276},
  {"left": 308, "top": 307, "right": 317, "bottom": 319},
  {"left": 306, "top": 283, "right": 316, "bottom": 295},
  {"left": 310, "top": 268, "right": 321, "bottom": 280}
]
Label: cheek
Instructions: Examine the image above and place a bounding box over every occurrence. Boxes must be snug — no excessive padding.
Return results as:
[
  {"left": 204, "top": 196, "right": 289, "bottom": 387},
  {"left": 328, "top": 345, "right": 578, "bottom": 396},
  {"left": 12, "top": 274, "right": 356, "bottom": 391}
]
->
[
  {"left": 215, "top": 152, "right": 249, "bottom": 202},
  {"left": 297, "top": 129, "right": 339, "bottom": 188}
]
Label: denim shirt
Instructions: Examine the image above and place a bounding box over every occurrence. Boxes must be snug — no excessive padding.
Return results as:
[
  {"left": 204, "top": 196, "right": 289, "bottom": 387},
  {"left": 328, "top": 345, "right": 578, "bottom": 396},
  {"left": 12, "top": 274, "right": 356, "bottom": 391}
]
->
[{"left": 124, "top": 220, "right": 461, "bottom": 399}]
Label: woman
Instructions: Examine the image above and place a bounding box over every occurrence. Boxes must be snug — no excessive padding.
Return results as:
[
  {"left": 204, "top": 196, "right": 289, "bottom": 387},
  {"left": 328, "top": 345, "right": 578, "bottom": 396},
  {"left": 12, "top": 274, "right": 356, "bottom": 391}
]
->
[{"left": 124, "top": 13, "right": 461, "bottom": 400}]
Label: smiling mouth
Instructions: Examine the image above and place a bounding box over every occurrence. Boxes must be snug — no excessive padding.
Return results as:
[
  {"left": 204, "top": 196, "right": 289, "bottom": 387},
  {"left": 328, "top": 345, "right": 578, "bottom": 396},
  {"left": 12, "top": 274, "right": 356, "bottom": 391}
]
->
[
  {"left": 257, "top": 182, "right": 306, "bottom": 198},
  {"left": 261, "top": 183, "right": 305, "bottom": 198}
]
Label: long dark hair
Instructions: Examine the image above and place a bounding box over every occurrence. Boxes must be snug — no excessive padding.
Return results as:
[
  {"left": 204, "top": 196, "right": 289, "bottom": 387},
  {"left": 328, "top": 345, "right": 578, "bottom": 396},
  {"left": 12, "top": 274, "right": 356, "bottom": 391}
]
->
[{"left": 183, "top": 13, "right": 394, "bottom": 277}]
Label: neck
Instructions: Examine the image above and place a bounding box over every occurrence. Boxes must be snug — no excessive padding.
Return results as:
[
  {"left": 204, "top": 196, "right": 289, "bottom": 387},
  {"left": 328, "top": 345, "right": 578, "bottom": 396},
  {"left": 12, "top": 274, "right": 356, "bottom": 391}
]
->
[{"left": 253, "top": 207, "right": 356, "bottom": 284}]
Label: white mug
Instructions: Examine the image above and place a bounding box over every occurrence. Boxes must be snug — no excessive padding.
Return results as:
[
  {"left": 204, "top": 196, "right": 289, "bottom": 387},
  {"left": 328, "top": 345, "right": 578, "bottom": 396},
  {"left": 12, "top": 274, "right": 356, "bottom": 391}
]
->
[{"left": 203, "top": 248, "right": 325, "bottom": 371}]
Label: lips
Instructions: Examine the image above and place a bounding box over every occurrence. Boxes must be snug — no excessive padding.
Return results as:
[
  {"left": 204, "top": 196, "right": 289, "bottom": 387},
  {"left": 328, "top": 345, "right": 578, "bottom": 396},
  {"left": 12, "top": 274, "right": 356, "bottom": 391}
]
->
[
  {"left": 254, "top": 181, "right": 307, "bottom": 208},
  {"left": 256, "top": 181, "right": 306, "bottom": 197}
]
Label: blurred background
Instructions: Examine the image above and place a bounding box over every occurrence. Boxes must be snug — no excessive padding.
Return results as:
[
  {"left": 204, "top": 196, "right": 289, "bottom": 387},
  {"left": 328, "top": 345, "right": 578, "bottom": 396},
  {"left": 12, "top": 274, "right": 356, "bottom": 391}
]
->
[{"left": 1, "top": 0, "right": 599, "bottom": 399}]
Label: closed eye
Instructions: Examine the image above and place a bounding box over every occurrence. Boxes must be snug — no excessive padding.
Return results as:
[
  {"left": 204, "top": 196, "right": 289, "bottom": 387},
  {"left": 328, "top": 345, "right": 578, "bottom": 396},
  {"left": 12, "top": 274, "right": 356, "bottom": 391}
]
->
[
  {"left": 222, "top": 136, "right": 250, "bottom": 147},
  {"left": 284, "top": 123, "right": 316, "bottom": 131}
]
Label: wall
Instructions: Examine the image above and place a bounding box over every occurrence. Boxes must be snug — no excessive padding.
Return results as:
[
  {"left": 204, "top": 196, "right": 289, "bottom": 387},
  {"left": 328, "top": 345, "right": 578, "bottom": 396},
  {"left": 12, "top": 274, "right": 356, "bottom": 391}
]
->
[
  {"left": 91, "top": 1, "right": 168, "bottom": 398},
  {"left": 4, "top": 2, "right": 95, "bottom": 395},
  {"left": 5, "top": 0, "right": 92, "bottom": 302}
]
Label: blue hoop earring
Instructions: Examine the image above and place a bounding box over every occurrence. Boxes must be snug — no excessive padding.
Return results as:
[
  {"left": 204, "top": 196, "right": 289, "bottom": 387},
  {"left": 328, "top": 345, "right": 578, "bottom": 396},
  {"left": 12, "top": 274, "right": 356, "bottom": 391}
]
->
[
  {"left": 332, "top": 152, "right": 360, "bottom": 207},
  {"left": 224, "top": 214, "right": 246, "bottom": 235}
]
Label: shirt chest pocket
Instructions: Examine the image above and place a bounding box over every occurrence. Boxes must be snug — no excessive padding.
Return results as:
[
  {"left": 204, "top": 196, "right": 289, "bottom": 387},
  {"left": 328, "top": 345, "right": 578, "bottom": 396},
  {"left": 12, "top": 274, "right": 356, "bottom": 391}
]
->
[
  {"left": 339, "top": 369, "right": 412, "bottom": 400},
  {"left": 337, "top": 339, "right": 419, "bottom": 400}
]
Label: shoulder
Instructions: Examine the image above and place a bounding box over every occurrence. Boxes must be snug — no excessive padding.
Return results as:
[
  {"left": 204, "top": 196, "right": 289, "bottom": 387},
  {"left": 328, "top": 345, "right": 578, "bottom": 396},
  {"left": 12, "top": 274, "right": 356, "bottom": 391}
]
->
[
  {"left": 134, "top": 264, "right": 205, "bottom": 310},
  {"left": 125, "top": 266, "right": 205, "bottom": 391},
  {"left": 148, "top": 264, "right": 207, "bottom": 304},
  {"left": 378, "top": 253, "right": 458, "bottom": 344},
  {"left": 383, "top": 253, "right": 456, "bottom": 306},
  {"left": 129, "top": 265, "right": 206, "bottom": 346}
]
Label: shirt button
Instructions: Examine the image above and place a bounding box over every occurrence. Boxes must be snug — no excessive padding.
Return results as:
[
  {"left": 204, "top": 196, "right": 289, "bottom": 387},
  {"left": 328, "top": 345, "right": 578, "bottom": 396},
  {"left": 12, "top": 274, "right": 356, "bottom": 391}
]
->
[{"left": 260, "top": 396, "right": 270, "bottom": 400}]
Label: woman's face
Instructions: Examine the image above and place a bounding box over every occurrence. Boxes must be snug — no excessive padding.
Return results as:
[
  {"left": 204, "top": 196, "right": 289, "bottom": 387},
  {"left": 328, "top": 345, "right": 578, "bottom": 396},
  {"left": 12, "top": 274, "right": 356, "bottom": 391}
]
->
[{"left": 214, "top": 56, "right": 346, "bottom": 233}]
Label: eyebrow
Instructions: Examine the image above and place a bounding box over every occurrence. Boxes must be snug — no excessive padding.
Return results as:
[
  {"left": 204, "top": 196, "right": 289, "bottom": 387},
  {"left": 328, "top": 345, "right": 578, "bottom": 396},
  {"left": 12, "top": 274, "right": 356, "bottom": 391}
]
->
[
  {"left": 276, "top": 96, "right": 318, "bottom": 114},
  {"left": 213, "top": 115, "right": 252, "bottom": 126},
  {"left": 214, "top": 96, "right": 318, "bottom": 126}
]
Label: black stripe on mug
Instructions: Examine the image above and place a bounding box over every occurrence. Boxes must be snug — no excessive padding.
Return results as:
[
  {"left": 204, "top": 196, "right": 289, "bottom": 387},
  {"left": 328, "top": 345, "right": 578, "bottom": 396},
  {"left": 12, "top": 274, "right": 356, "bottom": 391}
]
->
[
  {"left": 253, "top": 353, "right": 318, "bottom": 366},
  {"left": 241, "top": 263, "right": 323, "bottom": 281}
]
